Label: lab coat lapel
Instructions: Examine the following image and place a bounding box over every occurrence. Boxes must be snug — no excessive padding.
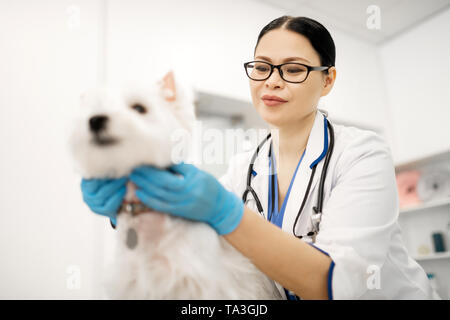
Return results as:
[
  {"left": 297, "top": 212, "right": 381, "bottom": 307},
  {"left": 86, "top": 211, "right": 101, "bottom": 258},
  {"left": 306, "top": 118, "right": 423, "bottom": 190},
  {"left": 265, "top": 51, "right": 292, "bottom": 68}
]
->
[
  {"left": 248, "top": 135, "right": 271, "bottom": 220},
  {"left": 282, "top": 110, "right": 328, "bottom": 234}
]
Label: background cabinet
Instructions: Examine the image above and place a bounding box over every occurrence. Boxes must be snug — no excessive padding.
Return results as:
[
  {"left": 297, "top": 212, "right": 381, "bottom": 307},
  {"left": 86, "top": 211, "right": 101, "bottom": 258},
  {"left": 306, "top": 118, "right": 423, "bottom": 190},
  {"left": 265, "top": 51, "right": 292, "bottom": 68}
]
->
[{"left": 396, "top": 150, "right": 450, "bottom": 299}]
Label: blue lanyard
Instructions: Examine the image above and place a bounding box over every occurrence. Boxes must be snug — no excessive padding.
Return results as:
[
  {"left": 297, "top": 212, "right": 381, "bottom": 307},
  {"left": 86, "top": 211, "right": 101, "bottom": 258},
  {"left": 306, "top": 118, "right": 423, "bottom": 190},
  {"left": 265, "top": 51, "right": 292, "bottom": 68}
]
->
[
  {"left": 268, "top": 143, "right": 306, "bottom": 228},
  {"left": 268, "top": 143, "right": 306, "bottom": 301}
]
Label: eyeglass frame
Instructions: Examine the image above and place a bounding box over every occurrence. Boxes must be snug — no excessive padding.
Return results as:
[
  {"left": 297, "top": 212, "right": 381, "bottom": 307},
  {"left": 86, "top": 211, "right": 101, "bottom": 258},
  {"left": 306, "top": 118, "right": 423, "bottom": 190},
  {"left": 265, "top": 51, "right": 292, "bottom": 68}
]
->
[{"left": 243, "top": 60, "right": 332, "bottom": 84}]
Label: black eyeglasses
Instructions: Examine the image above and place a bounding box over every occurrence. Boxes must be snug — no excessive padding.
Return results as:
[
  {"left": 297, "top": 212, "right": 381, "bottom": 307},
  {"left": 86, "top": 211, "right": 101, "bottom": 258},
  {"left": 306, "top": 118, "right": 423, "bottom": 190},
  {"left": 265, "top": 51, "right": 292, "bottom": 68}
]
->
[{"left": 244, "top": 60, "right": 331, "bottom": 84}]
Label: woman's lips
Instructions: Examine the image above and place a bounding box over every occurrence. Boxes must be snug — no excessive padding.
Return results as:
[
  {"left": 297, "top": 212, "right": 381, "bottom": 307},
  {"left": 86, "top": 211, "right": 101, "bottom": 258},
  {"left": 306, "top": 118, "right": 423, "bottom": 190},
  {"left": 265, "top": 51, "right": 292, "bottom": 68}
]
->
[{"left": 262, "top": 98, "right": 287, "bottom": 107}]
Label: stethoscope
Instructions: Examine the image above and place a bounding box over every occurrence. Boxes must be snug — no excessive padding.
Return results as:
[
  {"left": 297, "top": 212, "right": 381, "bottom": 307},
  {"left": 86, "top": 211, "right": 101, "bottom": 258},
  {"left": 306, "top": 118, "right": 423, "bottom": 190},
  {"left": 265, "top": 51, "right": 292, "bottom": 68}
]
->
[{"left": 242, "top": 117, "right": 335, "bottom": 243}]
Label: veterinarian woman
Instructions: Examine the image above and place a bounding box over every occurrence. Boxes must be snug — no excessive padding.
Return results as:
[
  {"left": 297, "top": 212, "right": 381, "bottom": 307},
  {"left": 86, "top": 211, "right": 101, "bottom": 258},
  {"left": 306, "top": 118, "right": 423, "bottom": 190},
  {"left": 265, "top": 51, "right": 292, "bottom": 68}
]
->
[{"left": 81, "top": 16, "right": 439, "bottom": 300}]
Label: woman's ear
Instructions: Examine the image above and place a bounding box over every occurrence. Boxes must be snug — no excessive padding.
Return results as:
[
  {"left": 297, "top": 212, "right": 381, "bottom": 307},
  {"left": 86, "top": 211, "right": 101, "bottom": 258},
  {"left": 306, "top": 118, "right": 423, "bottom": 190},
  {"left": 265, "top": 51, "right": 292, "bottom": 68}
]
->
[{"left": 321, "top": 67, "right": 336, "bottom": 97}]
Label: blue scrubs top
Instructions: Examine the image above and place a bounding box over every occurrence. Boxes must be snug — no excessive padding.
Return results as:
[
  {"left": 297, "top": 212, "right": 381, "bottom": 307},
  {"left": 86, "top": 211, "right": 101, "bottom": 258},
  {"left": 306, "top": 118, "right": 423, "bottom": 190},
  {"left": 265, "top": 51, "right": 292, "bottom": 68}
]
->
[
  {"left": 268, "top": 142, "right": 306, "bottom": 228},
  {"left": 268, "top": 142, "right": 306, "bottom": 300}
]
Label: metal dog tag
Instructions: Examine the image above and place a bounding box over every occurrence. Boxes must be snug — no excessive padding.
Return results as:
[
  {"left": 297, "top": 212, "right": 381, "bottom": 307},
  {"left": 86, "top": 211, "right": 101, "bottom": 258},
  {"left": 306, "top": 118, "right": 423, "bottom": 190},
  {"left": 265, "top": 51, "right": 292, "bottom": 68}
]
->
[{"left": 126, "top": 227, "right": 138, "bottom": 250}]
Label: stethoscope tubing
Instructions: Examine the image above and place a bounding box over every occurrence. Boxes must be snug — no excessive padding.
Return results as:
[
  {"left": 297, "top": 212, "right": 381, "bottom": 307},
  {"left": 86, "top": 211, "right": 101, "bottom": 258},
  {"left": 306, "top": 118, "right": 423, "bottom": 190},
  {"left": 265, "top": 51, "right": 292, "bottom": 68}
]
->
[
  {"left": 242, "top": 132, "right": 272, "bottom": 215},
  {"left": 242, "top": 119, "right": 335, "bottom": 239}
]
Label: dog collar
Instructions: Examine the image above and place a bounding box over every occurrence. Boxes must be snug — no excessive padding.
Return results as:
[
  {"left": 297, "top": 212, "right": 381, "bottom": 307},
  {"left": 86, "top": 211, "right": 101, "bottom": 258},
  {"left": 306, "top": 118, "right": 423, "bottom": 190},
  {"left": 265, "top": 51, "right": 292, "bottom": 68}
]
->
[
  {"left": 119, "top": 181, "right": 153, "bottom": 216},
  {"left": 119, "top": 200, "right": 151, "bottom": 216}
]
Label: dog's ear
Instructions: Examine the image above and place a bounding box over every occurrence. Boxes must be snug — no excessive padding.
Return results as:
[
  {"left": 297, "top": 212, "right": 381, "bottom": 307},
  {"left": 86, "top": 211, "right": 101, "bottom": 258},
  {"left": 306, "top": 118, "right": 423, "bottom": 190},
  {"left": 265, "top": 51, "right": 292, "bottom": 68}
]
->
[
  {"left": 160, "top": 70, "right": 176, "bottom": 102},
  {"left": 157, "top": 70, "right": 196, "bottom": 133}
]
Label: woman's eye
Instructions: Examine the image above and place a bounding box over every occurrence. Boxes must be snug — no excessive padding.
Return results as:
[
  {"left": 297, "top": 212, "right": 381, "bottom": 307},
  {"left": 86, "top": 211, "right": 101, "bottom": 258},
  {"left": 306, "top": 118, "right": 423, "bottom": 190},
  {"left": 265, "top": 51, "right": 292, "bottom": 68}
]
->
[
  {"left": 287, "top": 68, "right": 305, "bottom": 74},
  {"left": 256, "top": 66, "right": 269, "bottom": 72},
  {"left": 130, "top": 103, "right": 147, "bottom": 114}
]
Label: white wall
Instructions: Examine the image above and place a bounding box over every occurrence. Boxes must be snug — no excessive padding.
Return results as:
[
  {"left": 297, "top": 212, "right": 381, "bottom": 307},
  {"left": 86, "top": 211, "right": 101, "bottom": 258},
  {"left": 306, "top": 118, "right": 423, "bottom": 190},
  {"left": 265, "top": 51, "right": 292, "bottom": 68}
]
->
[
  {"left": 0, "top": 0, "right": 395, "bottom": 298},
  {"left": 105, "top": 0, "right": 390, "bottom": 134},
  {"left": 104, "top": 0, "right": 393, "bottom": 158},
  {"left": 319, "top": 30, "right": 392, "bottom": 141},
  {"left": 0, "top": 0, "right": 104, "bottom": 299},
  {"left": 379, "top": 7, "right": 450, "bottom": 164},
  {"left": 104, "top": 0, "right": 283, "bottom": 97}
]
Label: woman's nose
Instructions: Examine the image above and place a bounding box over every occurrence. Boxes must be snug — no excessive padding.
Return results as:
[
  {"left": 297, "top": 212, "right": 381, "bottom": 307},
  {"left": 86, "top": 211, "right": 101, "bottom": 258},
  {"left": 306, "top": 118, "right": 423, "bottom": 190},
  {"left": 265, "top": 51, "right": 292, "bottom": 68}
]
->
[{"left": 265, "top": 68, "right": 284, "bottom": 89}]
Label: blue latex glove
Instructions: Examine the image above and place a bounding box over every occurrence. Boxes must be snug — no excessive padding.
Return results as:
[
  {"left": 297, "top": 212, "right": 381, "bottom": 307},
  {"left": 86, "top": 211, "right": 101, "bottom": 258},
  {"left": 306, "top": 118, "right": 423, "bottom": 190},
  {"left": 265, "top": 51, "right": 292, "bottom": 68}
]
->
[
  {"left": 129, "top": 163, "right": 244, "bottom": 235},
  {"left": 80, "top": 177, "right": 128, "bottom": 227}
]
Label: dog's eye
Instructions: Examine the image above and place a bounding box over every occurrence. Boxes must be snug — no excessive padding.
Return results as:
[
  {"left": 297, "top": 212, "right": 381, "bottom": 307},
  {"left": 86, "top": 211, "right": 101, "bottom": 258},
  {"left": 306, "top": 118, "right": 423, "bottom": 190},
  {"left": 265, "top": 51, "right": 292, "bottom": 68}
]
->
[{"left": 130, "top": 103, "right": 147, "bottom": 114}]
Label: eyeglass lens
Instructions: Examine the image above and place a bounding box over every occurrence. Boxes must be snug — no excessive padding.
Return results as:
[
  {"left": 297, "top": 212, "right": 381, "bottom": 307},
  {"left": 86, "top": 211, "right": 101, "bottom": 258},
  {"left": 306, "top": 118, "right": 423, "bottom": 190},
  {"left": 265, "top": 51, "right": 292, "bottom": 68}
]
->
[{"left": 246, "top": 62, "right": 308, "bottom": 82}]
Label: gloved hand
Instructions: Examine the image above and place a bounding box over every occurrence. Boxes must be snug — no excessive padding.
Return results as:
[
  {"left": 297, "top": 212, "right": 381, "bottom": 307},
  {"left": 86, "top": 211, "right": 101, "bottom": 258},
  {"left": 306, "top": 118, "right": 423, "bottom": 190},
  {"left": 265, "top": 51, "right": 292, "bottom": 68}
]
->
[
  {"left": 80, "top": 177, "right": 128, "bottom": 227},
  {"left": 129, "top": 163, "right": 244, "bottom": 235}
]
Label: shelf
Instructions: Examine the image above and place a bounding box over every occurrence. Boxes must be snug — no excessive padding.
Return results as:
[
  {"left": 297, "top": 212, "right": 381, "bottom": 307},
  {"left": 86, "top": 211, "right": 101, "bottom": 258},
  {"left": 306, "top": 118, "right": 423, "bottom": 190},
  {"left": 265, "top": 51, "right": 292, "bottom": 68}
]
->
[
  {"left": 395, "top": 149, "right": 450, "bottom": 173},
  {"left": 414, "top": 251, "right": 450, "bottom": 262},
  {"left": 400, "top": 198, "right": 450, "bottom": 214},
  {"left": 195, "top": 91, "right": 252, "bottom": 119}
]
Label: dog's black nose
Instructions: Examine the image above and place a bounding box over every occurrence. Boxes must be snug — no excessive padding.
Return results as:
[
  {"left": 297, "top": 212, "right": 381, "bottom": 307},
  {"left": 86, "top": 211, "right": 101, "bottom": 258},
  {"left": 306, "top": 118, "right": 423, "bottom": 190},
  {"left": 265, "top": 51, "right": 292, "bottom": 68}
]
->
[{"left": 89, "top": 115, "right": 108, "bottom": 133}]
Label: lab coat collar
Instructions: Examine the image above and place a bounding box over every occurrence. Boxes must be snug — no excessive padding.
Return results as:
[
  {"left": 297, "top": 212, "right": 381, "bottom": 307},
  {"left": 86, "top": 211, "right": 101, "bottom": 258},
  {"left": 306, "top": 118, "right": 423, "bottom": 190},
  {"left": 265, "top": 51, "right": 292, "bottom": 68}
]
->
[
  {"left": 282, "top": 108, "right": 329, "bottom": 233},
  {"left": 304, "top": 108, "right": 329, "bottom": 169},
  {"left": 249, "top": 109, "right": 329, "bottom": 230}
]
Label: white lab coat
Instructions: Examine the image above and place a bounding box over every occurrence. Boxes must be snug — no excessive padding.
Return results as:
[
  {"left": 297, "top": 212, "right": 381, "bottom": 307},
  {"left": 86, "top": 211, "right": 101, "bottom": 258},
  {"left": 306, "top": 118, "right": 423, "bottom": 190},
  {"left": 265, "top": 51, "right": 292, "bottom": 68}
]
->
[{"left": 220, "top": 109, "right": 440, "bottom": 300}]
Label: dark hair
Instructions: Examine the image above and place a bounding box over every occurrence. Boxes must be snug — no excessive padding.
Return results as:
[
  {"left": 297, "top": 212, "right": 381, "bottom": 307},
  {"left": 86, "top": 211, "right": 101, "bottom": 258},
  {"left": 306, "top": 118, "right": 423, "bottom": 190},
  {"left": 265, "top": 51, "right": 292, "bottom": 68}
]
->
[{"left": 254, "top": 16, "right": 336, "bottom": 71}]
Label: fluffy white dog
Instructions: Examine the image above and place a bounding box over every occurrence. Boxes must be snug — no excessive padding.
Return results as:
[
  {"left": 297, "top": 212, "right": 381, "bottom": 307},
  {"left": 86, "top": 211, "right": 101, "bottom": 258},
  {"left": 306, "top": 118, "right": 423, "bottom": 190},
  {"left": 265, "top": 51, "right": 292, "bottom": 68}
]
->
[{"left": 68, "top": 71, "right": 282, "bottom": 299}]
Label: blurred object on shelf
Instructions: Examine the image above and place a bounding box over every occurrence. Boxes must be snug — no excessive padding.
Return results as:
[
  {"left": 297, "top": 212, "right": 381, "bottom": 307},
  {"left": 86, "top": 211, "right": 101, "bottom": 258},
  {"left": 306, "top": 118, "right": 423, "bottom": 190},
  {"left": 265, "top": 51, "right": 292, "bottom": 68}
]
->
[
  {"left": 396, "top": 170, "right": 422, "bottom": 208},
  {"left": 417, "top": 244, "right": 431, "bottom": 256},
  {"left": 447, "top": 221, "right": 450, "bottom": 251},
  {"left": 432, "top": 232, "right": 446, "bottom": 253},
  {"left": 417, "top": 169, "right": 450, "bottom": 203}
]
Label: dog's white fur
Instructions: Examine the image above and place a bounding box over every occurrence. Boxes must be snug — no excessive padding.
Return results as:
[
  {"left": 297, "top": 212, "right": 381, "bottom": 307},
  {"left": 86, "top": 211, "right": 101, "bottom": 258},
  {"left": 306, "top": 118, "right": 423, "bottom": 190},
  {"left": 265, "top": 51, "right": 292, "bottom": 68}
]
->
[{"left": 68, "top": 72, "right": 282, "bottom": 299}]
